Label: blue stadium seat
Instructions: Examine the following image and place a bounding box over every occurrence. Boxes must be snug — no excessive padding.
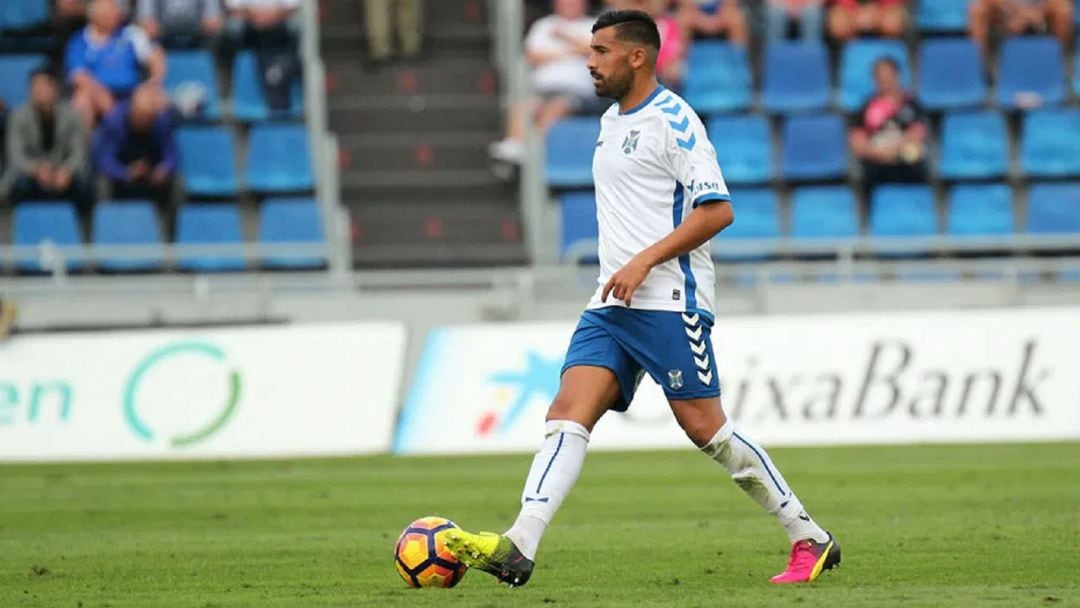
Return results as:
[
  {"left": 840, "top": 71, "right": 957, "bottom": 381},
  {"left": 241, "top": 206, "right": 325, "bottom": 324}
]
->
[
  {"left": 761, "top": 42, "right": 830, "bottom": 114},
  {"left": 11, "top": 201, "right": 84, "bottom": 272},
  {"left": 176, "top": 204, "right": 247, "bottom": 272},
  {"left": 258, "top": 198, "right": 327, "bottom": 269},
  {"left": 840, "top": 40, "right": 909, "bottom": 111},
  {"left": 0, "top": 55, "right": 46, "bottom": 108},
  {"left": 712, "top": 189, "right": 779, "bottom": 260},
  {"left": 1027, "top": 183, "right": 1080, "bottom": 234},
  {"left": 559, "top": 191, "right": 599, "bottom": 261},
  {"left": 870, "top": 185, "right": 938, "bottom": 243},
  {"left": 947, "top": 184, "right": 1014, "bottom": 236},
  {"left": 0, "top": 0, "right": 49, "bottom": 30},
  {"left": 245, "top": 123, "right": 314, "bottom": 192},
  {"left": 165, "top": 50, "right": 222, "bottom": 120},
  {"left": 916, "top": 0, "right": 969, "bottom": 32},
  {"left": 780, "top": 113, "right": 847, "bottom": 181},
  {"left": 91, "top": 201, "right": 164, "bottom": 271},
  {"left": 682, "top": 41, "right": 751, "bottom": 113},
  {"left": 997, "top": 36, "right": 1065, "bottom": 109},
  {"left": 1020, "top": 108, "right": 1080, "bottom": 178},
  {"left": 706, "top": 114, "right": 773, "bottom": 184},
  {"left": 546, "top": 118, "right": 600, "bottom": 188},
  {"left": 790, "top": 186, "right": 859, "bottom": 239},
  {"left": 938, "top": 111, "right": 1008, "bottom": 181},
  {"left": 918, "top": 38, "right": 986, "bottom": 111},
  {"left": 231, "top": 50, "right": 301, "bottom": 122},
  {"left": 178, "top": 126, "right": 240, "bottom": 196}
]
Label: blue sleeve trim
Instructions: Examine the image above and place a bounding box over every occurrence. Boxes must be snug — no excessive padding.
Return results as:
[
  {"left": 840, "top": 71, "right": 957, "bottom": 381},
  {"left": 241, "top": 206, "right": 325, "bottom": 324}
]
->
[{"left": 691, "top": 193, "right": 731, "bottom": 208}]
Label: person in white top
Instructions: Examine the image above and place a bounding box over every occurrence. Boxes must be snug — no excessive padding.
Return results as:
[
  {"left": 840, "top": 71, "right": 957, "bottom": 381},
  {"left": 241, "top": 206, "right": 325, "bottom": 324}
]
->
[
  {"left": 444, "top": 9, "right": 842, "bottom": 589},
  {"left": 490, "top": 0, "right": 596, "bottom": 164}
]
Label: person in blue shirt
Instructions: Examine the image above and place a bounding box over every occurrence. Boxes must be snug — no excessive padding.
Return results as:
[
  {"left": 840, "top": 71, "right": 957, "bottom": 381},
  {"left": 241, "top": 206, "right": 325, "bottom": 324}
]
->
[
  {"left": 92, "top": 85, "right": 177, "bottom": 204},
  {"left": 66, "top": 0, "right": 166, "bottom": 128}
]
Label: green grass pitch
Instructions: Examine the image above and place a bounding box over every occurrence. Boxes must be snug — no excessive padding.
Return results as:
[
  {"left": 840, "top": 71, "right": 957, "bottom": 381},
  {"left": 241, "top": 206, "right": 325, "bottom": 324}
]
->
[{"left": 2, "top": 443, "right": 1079, "bottom": 607}]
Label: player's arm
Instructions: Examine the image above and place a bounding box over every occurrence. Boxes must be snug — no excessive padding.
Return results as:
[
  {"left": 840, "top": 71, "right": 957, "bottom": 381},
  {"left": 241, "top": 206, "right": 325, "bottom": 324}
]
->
[{"left": 602, "top": 201, "right": 733, "bottom": 306}]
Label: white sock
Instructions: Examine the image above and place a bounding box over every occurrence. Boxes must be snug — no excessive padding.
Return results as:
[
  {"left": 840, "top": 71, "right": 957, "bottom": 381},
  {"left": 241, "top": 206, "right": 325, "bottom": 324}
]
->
[
  {"left": 504, "top": 419, "right": 590, "bottom": 560},
  {"left": 701, "top": 420, "right": 829, "bottom": 544}
]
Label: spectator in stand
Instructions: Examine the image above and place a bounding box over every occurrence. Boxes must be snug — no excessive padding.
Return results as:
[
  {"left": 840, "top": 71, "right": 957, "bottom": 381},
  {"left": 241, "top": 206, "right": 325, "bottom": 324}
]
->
[
  {"left": 827, "top": 0, "right": 905, "bottom": 42},
  {"left": 610, "top": 0, "right": 687, "bottom": 88},
  {"left": 766, "top": 0, "right": 824, "bottom": 41},
  {"left": 225, "top": 0, "right": 301, "bottom": 114},
  {"left": 0, "top": 298, "right": 15, "bottom": 343},
  {"left": 677, "top": 0, "right": 748, "bottom": 46},
  {"left": 3, "top": 68, "right": 91, "bottom": 212},
  {"left": 363, "top": 0, "right": 424, "bottom": 64},
  {"left": 489, "top": 0, "right": 595, "bottom": 164},
  {"left": 66, "top": 0, "right": 166, "bottom": 128},
  {"left": 849, "top": 57, "right": 928, "bottom": 197},
  {"left": 92, "top": 86, "right": 177, "bottom": 203},
  {"left": 137, "top": 0, "right": 225, "bottom": 49},
  {"left": 969, "top": 0, "right": 1074, "bottom": 52}
]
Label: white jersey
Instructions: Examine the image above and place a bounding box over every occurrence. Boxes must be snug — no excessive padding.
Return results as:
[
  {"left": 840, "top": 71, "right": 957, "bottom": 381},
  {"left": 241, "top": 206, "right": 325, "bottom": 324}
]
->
[{"left": 586, "top": 85, "right": 731, "bottom": 316}]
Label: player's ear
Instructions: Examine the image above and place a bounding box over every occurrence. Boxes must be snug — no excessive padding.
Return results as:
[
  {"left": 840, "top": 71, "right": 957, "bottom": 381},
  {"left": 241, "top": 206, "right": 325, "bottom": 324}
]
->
[{"left": 629, "top": 46, "right": 647, "bottom": 69}]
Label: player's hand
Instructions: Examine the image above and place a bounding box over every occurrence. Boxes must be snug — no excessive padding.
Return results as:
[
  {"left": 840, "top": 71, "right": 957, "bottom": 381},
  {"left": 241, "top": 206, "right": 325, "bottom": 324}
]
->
[{"left": 601, "top": 256, "right": 653, "bottom": 307}]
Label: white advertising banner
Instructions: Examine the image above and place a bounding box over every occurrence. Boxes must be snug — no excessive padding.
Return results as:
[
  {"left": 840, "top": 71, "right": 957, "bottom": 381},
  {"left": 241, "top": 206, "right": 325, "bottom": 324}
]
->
[
  {"left": 395, "top": 307, "right": 1080, "bottom": 454},
  {"left": 0, "top": 323, "right": 406, "bottom": 461}
]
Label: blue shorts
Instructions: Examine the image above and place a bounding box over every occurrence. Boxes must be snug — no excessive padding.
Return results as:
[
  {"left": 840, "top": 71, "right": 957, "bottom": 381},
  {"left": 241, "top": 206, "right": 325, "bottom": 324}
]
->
[{"left": 561, "top": 307, "right": 721, "bottom": 411}]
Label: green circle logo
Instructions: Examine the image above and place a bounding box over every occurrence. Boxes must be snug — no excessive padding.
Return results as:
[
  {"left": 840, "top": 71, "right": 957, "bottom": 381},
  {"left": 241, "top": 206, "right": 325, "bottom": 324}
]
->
[{"left": 123, "top": 341, "right": 242, "bottom": 447}]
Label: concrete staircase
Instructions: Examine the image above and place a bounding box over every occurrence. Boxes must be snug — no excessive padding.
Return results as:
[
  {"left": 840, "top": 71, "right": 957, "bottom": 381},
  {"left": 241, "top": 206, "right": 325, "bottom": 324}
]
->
[{"left": 319, "top": 0, "right": 526, "bottom": 267}]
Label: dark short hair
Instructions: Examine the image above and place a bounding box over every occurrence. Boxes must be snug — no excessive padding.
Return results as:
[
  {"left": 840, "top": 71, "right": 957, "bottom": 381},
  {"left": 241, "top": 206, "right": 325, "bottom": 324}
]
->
[
  {"left": 29, "top": 65, "right": 57, "bottom": 83},
  {"left": 592, "top": 9, "right": 661, "bottom": 52},
  {"left": 873, "top": 56, "right": 901, "bottom": 73}
]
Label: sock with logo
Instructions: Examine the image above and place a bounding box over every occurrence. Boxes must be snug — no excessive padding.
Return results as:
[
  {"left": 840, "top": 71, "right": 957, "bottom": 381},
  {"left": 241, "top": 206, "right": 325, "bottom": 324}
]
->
[
  {"left": 701, "top": 420, "right": 829, "bottom": 544},
  {"left": 504, "top": 419, "right": 590, "bottom": 560}
]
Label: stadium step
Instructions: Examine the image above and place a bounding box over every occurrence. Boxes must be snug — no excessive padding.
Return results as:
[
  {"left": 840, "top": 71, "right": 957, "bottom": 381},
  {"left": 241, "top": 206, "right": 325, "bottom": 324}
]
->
[
  {"left": 339, "top": 131, "right": 497, "bottom": 172},
  {"left": 324, "top": 58, "right": 499, "bottom": 97},
  {"left": 328, "top": 94, "right": 501, "bottom": 133},
  {"left": 320, "top": 23, "right": 490, "bottom": 60}
]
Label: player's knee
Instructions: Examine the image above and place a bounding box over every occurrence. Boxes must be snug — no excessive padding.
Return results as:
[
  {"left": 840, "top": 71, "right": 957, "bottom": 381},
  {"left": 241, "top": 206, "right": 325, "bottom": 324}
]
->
[
  {"left": 545, "top": 395, "right": 579, "bottom": 423},
  {"left": 677, "top": 410, "right": 721, "bottom": 448}
]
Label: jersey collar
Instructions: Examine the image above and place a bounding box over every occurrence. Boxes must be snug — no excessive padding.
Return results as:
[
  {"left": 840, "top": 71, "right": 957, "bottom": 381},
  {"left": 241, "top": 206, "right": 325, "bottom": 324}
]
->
[{"left": 619, "top": 84, "right": 666, "bottom": 116}]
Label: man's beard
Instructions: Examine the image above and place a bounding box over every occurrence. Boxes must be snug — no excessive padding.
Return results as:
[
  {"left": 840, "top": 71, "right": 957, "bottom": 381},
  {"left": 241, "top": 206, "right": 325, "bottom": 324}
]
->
[{"left": 592, "top": 71, "right": 632, "bottom": 101}]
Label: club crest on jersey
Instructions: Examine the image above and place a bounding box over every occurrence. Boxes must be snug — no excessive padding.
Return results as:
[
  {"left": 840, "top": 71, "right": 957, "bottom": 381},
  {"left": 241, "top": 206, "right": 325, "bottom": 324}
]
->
[
  {"left": 667, "top": 369, "right": 684, "bottom": 390},
  {"left": 622, "top": 130, "right": 641, "bottom": 155}
]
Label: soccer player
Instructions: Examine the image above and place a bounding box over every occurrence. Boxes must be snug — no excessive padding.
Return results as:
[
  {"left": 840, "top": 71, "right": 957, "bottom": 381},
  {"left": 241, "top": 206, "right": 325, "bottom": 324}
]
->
[{"left": 446, "top": 9, "right": 840, "bottom": 587}]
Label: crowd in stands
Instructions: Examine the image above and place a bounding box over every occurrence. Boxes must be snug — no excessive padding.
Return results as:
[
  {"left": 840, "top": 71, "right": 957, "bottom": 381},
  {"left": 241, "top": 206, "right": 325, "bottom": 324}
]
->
[
  {"left": 522, "top": 0, "right": 1080, "bottom": 268},
  {"left": 0, "top": 0, "right": 324, "bottom": 274}
]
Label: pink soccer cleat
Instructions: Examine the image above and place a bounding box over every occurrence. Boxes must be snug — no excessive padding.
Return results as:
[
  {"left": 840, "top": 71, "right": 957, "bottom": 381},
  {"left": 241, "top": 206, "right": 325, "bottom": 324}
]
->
[{"left": 769, "top": 533, "right": 841, "bottom": 584}]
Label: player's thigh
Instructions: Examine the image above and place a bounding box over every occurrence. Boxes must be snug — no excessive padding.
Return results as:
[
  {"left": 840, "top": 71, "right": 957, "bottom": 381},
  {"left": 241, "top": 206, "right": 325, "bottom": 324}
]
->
[
  {"left": 669, "top": 396, "right": 729, "bottom": 448},
  {"left": 549, "top": 365, "right": 622, "bottom": 430}
]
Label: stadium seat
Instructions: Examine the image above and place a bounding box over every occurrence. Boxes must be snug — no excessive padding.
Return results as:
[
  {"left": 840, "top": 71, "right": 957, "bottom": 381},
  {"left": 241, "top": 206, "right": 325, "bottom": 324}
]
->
[
  {"left": 245, "top": 123, "right": 315, "bottom": 192},
  {"left": 0, "top": 0, "right": 50, "bottom": 30},
  {"left": 231, "top": 50, "right": 301, "bottom": 121},
  {"left": 918, "top": 38, "right": 986, "bottom": 111},
  {"left": 790, "top": 186, "right": 859, "bottom": 239},
  {"left": 178, "top": 126, "right": 240, "bottom": 197},
  {"left": 706, "top": 114, "right": 773, "bottom": 184},
  {"left": 870, "top": 185, "right": 938, "bottom": 256},
  {"left": 938, "top": 111, "right": 1008, "bottom": 181},
  {"left": 91, "top": 201, "right": 164, "bottom": 272},
  {"left": 0, "top": 55, "right": 46, "bottom": 108},
  {"left": 1027, "top": 183, "right": 1080, "bottom": 234},
  {"left": 546, "top": 117, "right": 601, "bottom": 188},
  {"left": 997, "top": 36, "right": 1065, "bottom": 109},
  {"left": 761, "top": 42, "right": 831, "bottom": 114},
  {"left": 559, "top": 191, "right": 599, "bottom": 261},
  {"left": 11, "top": 201, "right": 84, "bottom": 272},
  {"left": 780, "top": 113, "right": 847, "bottom": 181},
  {"left": 176, "top": 204, "right": 247, "bottom": 272},
  {"left": 712, "top": 188, "right": 779, "bottom": 260},
  {"left": 1020, "top": 108, "right": 1080, "bottom": 178},
  {"left": 916, "top": 0, "right": 969, "bottom": 32},
  {"left": 947, "top": 184, "right": 1014, "bottom": 236},
  {"left": 840, "top": 39, "right": 909, "bottom": 111},
  {"left": 682, "top": 41, "right": 752, "bottom": 113},
  {"left": 164, "top": 50, "right": 222, "bottom": 120},
  {"left": 258, "top": 198, "right": 328, "bottom": 269}
]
